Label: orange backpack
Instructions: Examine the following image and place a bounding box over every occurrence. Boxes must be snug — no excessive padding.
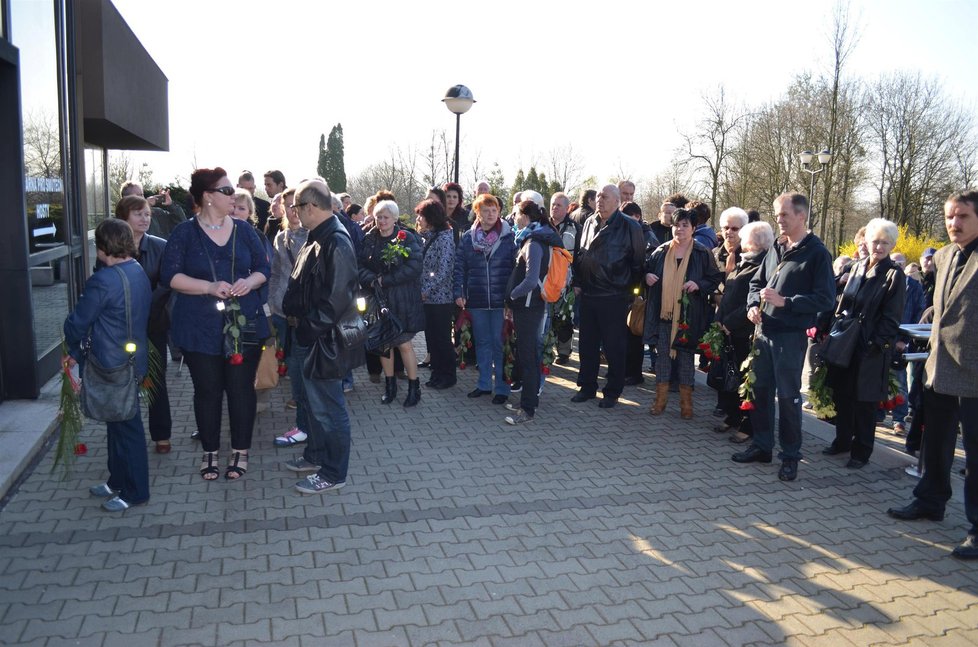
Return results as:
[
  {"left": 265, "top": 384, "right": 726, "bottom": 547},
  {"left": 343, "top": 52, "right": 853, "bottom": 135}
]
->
[{"left": 539, "top": 247, "right": 573, "bottom": 302}]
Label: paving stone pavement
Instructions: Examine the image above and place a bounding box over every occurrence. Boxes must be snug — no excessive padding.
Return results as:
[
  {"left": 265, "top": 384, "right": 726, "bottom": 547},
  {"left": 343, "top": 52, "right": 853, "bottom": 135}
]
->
[{"left": 1, "top": 345, "right": 977, "bottom": 646}]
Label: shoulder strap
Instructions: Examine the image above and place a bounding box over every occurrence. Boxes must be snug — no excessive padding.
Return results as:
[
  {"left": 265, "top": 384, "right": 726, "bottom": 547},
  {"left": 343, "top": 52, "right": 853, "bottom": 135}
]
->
[{"left": 113, "top": 265, "right": 134, "bottom": 359}]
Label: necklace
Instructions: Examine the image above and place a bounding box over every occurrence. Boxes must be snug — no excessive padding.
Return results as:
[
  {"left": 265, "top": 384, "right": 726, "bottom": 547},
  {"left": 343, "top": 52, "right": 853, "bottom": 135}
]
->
[{"left": 201, "top": 216, "right": 225, "bottom": 231}]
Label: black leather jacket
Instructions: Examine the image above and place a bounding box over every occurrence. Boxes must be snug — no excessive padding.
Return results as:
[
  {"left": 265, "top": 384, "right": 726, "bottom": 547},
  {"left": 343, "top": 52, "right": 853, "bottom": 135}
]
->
[
  {"left": 282, "top": 215, "right": 363, "bottom": 378},
  {"left": 573, "top": 210, "right": 645, "bottom": 298}
]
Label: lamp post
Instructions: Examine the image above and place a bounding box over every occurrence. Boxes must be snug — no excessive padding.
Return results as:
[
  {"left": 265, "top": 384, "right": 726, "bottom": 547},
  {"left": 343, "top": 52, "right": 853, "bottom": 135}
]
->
[
  {"left": 442, "top": 85, "right": 475, "bottom": 184},
  {"left": 799, "top": 148, "right": 832, "bottom": 228}
]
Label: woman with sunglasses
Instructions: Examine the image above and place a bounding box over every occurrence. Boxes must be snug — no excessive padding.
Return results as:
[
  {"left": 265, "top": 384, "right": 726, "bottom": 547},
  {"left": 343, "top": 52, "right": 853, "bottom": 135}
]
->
[{"left": 161, "top": 167, "right": 270, "bottom": 481}]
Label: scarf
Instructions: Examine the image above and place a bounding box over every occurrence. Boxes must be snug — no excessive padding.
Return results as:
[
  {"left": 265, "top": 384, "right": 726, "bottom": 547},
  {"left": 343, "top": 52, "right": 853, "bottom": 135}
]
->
[
  {"left": 660, "top": 238, "right": 693, "bottom": 359},
  {"left": 471, "top": 220, "right": 501, "bottom": 255},
  {"left": 514, "top": 222, "right": 540, "bottom": 246}
]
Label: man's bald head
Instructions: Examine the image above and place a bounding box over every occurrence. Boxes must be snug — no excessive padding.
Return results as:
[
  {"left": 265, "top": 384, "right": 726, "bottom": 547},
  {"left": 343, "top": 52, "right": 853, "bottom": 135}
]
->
[{"left": 596, "top": 184, "right": 621, "bottom": 219}]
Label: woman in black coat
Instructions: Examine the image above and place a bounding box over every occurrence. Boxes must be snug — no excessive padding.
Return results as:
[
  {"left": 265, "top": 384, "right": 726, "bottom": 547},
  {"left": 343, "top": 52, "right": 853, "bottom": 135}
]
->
[
  {"left": 823, "top": 218, "right": 906, "bottom": 468},
  {"left": 644, "top": 208, "right": 724, "bottom": 419},
  {"left": 714, "top": 221, "right": 774, "bottom": 442},
  {"left": 359, "top": 200, "right": 425, "bottom": 407}
]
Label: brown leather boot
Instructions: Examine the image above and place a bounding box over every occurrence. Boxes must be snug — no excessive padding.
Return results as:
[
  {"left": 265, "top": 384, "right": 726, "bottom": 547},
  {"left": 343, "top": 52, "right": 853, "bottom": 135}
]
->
[
  {"left": 649, "top": 383, "right": 669, "bottom": 415},
  {"left": 679, "top": 385, "right": 693, "bottom": 419}
]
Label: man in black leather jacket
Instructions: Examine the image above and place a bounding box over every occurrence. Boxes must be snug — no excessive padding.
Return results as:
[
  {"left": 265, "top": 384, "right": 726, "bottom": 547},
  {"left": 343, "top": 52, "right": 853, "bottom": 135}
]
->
[
  {"left": 282, "top": 179, "right": 363, "bottom": 495},
  {"left": 571, "top": 184, "right": 646, "bottom": 408}
]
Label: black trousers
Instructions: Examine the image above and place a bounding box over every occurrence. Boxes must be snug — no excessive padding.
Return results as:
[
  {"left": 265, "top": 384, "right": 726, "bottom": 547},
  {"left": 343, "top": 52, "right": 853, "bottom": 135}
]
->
[
  {"left": 718, "top": 333, "right": 754, "bottom": 434},
  {"left": 147, "top": 330, "right": 172, "bottom": 442},
  {"left": 424, "top": 302, "right": 456, "bottom": 385},
  {"left": 183, "top": 347, "right": 260, "bottom": 453},
  {"left": 830, "top": 361, "right": 878, "bottom": 462},
  {"left": 624, "top": 332, "right": 645, "bottom": 380},
  {"left": 913, "top": 389, "right": 978, "bottom": 533},
  {"left": 513, "top": 304, "right": 545, "bottom": 415},
  {"left": 577, "top": 294, "right": 630, "bottom": 398}
]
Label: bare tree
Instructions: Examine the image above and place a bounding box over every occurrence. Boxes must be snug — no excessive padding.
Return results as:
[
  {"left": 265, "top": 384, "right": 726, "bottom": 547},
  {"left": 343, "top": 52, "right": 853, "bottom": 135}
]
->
[
  {"left": 23, "top": 110, "right": 62, "bottom": 178},
  {"left": 546, "top": 144, "right": 584, "bottom": 191},
  {"left": 681, "top": 85, "right": 747, "bottom": 223},
  {"left": 107, "top": 151, "right": 133, "bottom": 203}
]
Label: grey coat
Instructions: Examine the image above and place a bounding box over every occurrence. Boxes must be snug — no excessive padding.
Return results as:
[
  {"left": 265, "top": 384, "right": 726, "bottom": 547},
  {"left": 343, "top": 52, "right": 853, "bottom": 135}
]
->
[{"left": 925, "top": 243, "right": 978, "bottom": 398}]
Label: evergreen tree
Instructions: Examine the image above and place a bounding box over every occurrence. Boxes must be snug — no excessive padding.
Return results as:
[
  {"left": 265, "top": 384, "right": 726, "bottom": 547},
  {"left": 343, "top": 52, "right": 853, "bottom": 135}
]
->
[
  {"left": 510, "top": 169, "right": 526, "bottom": 206},
  {"left": 323, "top": 124, "right": 347, "bottom": 192},
  {"left": 316, "top": 134, "right": 327, "bottom": 180},
  {"left": 487, "top": 163, "right": 507, "bottom": 200}
]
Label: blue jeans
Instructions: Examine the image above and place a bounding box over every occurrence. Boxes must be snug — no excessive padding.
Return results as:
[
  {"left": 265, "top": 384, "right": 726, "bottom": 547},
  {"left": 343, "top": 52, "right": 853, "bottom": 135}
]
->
[
  {"left": 294, "top": 344, "right": 352, "bottom": 482},
  {"left": 469, "top": 308, "right": 510, "bottom": 396},
  {"left": 749, "top": 329, "right": 807, "bottom": 460},
  {"left": 105, "top": 412, "right": 150, "bottom": 505},
  {"left": 286, "top": 328, "right": 309, "bottom": 432},
  {"left": 892, "top": 365, "right": 909, "bottom": 422}
]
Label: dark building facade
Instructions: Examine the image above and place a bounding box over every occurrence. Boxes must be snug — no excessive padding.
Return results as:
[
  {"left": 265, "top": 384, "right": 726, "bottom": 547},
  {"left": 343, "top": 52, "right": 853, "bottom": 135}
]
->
[{"left": 0, "top": 0, "right": 168, "bottom": 401}]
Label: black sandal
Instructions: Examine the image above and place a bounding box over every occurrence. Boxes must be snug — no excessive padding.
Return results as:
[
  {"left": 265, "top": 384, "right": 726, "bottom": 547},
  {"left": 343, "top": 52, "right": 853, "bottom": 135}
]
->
[
  {"left": 225, "top": 451, "right": 248, "bottom": 480},
  {"left": 200, "top": 452, "right": 219, "bottom": 480}
]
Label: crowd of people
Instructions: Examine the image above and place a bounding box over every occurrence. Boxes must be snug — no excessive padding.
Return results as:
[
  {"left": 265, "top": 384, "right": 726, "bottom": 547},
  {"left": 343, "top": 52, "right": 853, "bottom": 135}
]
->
[{"left": 63, "top": 170, "right": 978, "bottom": 560}]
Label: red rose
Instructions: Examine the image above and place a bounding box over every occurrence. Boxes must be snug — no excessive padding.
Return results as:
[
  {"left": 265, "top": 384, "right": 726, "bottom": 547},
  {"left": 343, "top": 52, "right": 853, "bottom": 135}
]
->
[
  {"left": 679, "top": 323, "right": 690, "bottom": 330},
  {"left": 698, "top": 342, "right": 710, "bottom": 350},
  {"left": 878, "top": 402, "right": 886, "bottom": 410},
  {"left": 542, "top": 366, "right": 551, "bottom": 376},
  {"left": 229, "top": 353, "right": 244, "bottom": 365},
  {"left": 74, "top": 443, "right": 88, "bottom": 455},
  {"left": 739, "top": 401, "right": 755, "bottom": 411},
  {"left": 275, "top": 349, "right": 285, "bottom": 360},
  {"left": 466, "top": 341, "right": 472, "bottom": 348},
  {"left": 894, "top": 395, "right": 905, "bottom": 405},
  {"left": 705, "top": 351, "right": 714, "bottom": 360},
  {"left": 396, "top": 230, "right": 407, "bottom": 241},
  {"left": 459, "top": 362, "right": 466, "bottom": 370},
  {"left": 277, "top": 365, "right": 288, "bottom": 376},
  {"left": 678, "top": 337, "right": 688, "bottom": 344}
]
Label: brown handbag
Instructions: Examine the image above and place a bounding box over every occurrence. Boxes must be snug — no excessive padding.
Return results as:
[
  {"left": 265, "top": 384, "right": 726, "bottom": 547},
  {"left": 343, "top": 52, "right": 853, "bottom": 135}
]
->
[
  {"left": 254, "top": 338, "right": 280, "bottom": 390},
  {"left": 627, "top": 295, "right": 645, "bottom": 336}
]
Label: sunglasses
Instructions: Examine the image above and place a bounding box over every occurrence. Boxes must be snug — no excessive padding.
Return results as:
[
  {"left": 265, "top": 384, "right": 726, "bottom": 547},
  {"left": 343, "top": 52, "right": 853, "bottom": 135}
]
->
[
  {"left": 207, "top": 186, "right": 235, "bottom": 196},
  {"left": 291, "top": 202, "right": 309, "bottom": 211}
]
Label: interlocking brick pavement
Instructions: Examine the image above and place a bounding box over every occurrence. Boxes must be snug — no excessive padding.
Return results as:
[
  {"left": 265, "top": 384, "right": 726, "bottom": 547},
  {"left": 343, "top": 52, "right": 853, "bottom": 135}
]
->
[{"left": 1, "top": 343, "right": 977, "bottom": 646}]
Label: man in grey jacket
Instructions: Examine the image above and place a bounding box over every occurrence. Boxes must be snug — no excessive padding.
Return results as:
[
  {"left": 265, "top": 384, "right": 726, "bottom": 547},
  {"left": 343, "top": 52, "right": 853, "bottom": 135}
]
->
[{"left": 888, "top": 190, "right": 978, "bottom": 560}]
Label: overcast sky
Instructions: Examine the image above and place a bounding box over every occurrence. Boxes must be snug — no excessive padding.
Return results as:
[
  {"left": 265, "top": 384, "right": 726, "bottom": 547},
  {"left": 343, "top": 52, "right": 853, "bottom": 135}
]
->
[{"left": 111, "top": 0, "right": 978, "bottom": 195}]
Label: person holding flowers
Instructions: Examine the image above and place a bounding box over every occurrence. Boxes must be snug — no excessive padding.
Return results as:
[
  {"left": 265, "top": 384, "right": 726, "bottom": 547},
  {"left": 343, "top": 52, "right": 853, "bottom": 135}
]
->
[
  {"left": 64, "top": 218, "right": 152, "bottom": 511},
  {"left": 713, "top": 221, "right": 774, "bottom": 442},
  {"left": 822, "top": 218, "right": 905, "bottom": 468},
  {"left": 359, "top": 200, "right": 425, "bottom": 406},
  {"left": 644, "top": 208, "right": 723, "bottom": 419},
  {"left": 161, "top": 167, "right": 270, "bottom": 481}
]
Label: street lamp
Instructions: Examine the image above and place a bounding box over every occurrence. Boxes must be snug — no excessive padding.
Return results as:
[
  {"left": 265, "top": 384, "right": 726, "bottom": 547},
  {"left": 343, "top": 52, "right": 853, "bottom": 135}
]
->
[
  {"left": 442, "top": 85, "right": 475, "bottom": 184},
  {"left": 799, "top": 148, "right": 832, "bottom": 227}
]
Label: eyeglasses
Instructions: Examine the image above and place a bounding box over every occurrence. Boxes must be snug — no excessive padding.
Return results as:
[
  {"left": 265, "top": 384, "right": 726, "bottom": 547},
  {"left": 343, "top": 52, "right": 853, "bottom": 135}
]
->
[
  {"left": 207, "top": 186, "right": 235, "bottom": 196},
  {"left": 291, "top": 202, "right": 309, "bottom": 211}
]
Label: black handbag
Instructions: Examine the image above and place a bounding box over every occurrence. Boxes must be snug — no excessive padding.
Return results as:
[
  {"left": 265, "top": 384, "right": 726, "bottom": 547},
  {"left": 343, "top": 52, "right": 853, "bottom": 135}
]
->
[
  {"left": 80, "top": 266, "right": 139, "bottom": 422},
  {"left": 364, "top": 289, "right": 404, "bottom": 356},
  {"left": 334, "top": 305, "right": 368, "bottom": 350},
  {"left": 707, "top": 342, "right": 740, "bottom": 393},
  {"left": 818, "top": 266, "right": 896, "bottom": 369}
]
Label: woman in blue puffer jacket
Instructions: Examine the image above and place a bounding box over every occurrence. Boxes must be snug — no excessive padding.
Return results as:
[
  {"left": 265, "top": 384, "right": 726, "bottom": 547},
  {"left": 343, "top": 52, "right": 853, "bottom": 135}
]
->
[{"left": 453, "top": 194, "right": 516, "bottom": 404}]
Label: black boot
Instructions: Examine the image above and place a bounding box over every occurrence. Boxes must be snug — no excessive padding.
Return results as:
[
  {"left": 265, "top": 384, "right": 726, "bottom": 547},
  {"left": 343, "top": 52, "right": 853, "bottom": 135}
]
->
[
  {"left": 403, "top": 378, "right": 421, "bottom": 407},
  {"left": 381, "top": 376, "right": 397, "bottom": 405}
]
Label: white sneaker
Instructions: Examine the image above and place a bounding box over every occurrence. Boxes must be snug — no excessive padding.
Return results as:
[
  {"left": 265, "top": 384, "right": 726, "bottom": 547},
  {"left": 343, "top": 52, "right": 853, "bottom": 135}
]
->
[{"left": 274, "top": 427, "right": 307, "bottom": 446}]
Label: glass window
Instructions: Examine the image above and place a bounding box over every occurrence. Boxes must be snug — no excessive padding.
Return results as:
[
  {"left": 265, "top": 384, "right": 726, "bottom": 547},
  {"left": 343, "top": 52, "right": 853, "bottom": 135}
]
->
[{"left": 86, "top": 146, "right": 107, "bottom": 231}]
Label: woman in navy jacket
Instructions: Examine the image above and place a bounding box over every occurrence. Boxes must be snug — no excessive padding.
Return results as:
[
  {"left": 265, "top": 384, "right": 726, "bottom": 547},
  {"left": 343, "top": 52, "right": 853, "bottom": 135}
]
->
[
  {"left": 453, "top": 194, "right": 516, "bottom": 404},
  {"left": 64, "top": 219, "right": 152, "bottom": 512}
]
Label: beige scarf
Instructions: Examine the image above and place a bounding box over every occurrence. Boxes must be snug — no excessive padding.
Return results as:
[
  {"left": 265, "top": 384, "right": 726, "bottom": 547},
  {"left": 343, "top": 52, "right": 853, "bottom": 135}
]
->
[{"left": 659, "top": 238, "right": 693, "bottom": 359}]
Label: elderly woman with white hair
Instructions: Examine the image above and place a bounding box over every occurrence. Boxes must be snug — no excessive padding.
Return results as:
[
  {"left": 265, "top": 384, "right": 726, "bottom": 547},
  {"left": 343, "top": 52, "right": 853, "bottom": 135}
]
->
[
  {"left": 716, "top": 207, "right": 750, "bottom": 274},
  {"left": 714, "top": 221, "right": 775, "bottom": 443},
  {"left": 822, "top": 218, "right": 906, "bottom": 468},
  {"left": 359, "top": 199, "right": 425, "bottom": 407}
]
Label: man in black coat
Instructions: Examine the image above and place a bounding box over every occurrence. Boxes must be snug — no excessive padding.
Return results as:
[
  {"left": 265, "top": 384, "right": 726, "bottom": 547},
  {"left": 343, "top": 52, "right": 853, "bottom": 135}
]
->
[
  {"left": 571, "top": 184, "right": 645, "bottom": 408},
  {"left": 282, "top": 179, "right": 363, "bottom": 496},
  {"left": 237, "top": 171, "right": 271, "bottom": 230},
  {"left": 732, "top": 192, "right": 835, "bottom": 482}
]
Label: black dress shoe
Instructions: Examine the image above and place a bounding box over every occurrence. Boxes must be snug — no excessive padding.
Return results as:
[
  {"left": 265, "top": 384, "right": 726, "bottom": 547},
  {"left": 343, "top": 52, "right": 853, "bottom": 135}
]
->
[
  {"left": 491, "top": 394, "right": 508, "bottom": 405},
  {"left": 554, "top": 355, "right": 570, "bottom": 365},
  {"left": 822, "top": 445, "right": 848, "bottom": 456},
  {"left": 714, "top": 424, "right": 734, "bottom": 434},
  {"left": 712, "top": 406, "right": 725, "bottom": 418},
  {"left": 731, "top": 446, "right": 773, "bottom": 463},
  {"left": 570, "top": 390, "right": 597, "bottom": 403},
  {"left": 467, "top": 388, "right": 492, "bottom": 398},
  {"left": 429, "top": 379, "right": 456, "bottom": 390},
  {"left": 778, "top": 459, "right": 799, "bottom": 481},
  {"left": 623, "top": 376, "right": 644, "bottom": 386},
  {"left": 598, "top": 396, "right": 618, "bottom": 409},
  {"left": 846, "top": 458, "right": 868, "bottom": 469},
  {"left": 952, "top": 535, "right": 978, "bottom": 560},
  {"left": 887, "top": 501, "right": 945, "bottom": 521}
]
